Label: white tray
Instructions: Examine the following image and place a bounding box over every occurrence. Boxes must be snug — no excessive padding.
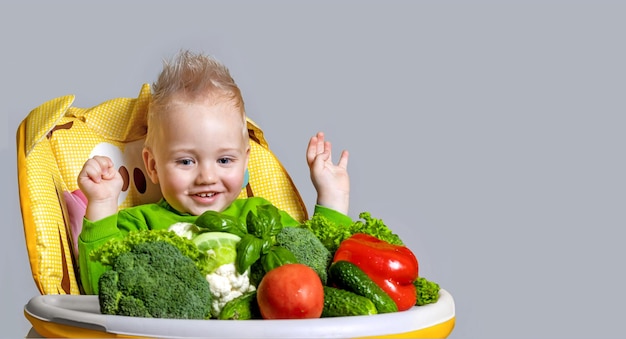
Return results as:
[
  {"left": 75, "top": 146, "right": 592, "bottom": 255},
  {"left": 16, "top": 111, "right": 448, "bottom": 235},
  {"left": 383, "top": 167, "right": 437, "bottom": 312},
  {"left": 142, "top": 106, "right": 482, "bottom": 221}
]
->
[{"left": 24, "top": 289, "right": 455, "bottom": 338}]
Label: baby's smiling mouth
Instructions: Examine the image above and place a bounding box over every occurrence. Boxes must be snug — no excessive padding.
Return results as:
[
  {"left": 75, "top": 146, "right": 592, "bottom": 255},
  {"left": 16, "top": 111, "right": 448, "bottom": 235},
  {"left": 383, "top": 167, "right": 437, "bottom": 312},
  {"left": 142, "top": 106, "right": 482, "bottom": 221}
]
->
[{"left": 196, "top": 192, "right": 216, "bottom": 198}]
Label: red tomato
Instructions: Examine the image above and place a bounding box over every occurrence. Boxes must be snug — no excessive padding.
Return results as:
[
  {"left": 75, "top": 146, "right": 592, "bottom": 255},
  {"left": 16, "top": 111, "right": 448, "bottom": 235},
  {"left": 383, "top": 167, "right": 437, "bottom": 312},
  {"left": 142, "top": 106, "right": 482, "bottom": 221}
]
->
[{"left": 256, "top": 263, "right": 324, "bottom": 319}]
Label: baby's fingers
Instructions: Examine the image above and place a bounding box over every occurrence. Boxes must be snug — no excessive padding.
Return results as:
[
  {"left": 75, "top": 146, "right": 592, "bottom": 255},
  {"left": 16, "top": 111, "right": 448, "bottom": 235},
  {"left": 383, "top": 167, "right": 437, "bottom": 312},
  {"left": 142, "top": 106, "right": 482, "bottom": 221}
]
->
[
  {"left": 337, "top": 150, "right": 349, "bottom": 169},
  {"left": 316, "top": 132, "right": 326, "bottom": 152},
  {"left": 307, "top": 132, "right": 325, "bottom": 164},
  {"left": 81, "top": 156, "right": 115, "bottom": 183}
]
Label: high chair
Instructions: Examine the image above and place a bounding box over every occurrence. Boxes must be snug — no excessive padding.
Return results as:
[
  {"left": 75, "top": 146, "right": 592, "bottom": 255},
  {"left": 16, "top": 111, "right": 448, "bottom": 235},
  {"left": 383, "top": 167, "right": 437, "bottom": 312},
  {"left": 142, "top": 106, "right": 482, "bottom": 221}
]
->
[{"left": 17, "top": 85, "right": 455, "bottom": 338}]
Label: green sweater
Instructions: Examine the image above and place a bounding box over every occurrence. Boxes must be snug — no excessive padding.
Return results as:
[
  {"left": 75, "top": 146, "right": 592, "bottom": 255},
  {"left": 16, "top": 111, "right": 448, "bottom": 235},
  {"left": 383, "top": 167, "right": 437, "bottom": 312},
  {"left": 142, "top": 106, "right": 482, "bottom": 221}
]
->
[{"left": 78, "top": 197, "right": 351, "bottom": 295}]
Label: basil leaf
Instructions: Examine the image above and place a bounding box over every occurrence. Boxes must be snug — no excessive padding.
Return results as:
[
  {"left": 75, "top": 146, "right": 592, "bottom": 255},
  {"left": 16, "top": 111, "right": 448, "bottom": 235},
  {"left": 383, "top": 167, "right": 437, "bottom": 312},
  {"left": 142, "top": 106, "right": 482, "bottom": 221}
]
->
[
  {"left": 261, "top": 246, "right": 298, "bottom": 273},
  {"left": 261, "top": 238, "right": 272, "bottom": 254},
  {"left": 245, "top": 204, "right": 284, "bottom": 239},
  {"left": 246, "top": 210, "right": 265, "bottom": 238},
  {"left": 256, "top": 204, "right": 283, "bottom": 237},
  {"left": 238, "top": 205, "right": 288, "bottom": 274},
  {"left": 195, "top": 210, "right": 246, "bottom": 237},
  {"left": 236, "top": 234, "right": 263, "bottom": 274}
]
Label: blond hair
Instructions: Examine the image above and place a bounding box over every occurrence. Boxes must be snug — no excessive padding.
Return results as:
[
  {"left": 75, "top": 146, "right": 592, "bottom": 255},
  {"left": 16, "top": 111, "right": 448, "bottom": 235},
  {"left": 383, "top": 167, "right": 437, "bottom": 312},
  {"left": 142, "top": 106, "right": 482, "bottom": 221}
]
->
[{"left": 145, "top": 50, "right": 247, "bottom": 148}]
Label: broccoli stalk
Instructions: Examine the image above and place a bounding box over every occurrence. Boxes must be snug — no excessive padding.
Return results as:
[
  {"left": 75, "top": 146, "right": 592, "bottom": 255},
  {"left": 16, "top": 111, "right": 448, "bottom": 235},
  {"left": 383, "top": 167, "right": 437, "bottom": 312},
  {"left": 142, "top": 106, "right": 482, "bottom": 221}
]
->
[
  {"left": 414, "top": 277, "right": 440, "bottom": 306},
  {"left": 274, "top": 227, "right": 332, "bottom": 284},
  {"left": 98, "top": 240, "right": 212, "bottom": 319}
]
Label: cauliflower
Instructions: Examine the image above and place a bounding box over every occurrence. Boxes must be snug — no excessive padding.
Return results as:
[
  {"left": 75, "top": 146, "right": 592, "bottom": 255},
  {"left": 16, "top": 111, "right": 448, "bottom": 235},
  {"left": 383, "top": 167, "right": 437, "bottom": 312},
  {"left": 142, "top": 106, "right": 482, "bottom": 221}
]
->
[
  {"left": 205, "top": 263, "right": 256, "bottom": 317},
  {"left": 168, "top": 222, "right": 200, "bottom": 239}
]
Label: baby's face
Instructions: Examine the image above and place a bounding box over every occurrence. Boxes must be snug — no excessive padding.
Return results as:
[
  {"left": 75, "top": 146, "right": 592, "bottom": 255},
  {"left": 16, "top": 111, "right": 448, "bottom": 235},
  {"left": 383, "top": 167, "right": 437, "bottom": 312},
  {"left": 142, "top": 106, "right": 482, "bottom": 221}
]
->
[{"left": 143, "top": 97, "right": 249, "bottom": 215}]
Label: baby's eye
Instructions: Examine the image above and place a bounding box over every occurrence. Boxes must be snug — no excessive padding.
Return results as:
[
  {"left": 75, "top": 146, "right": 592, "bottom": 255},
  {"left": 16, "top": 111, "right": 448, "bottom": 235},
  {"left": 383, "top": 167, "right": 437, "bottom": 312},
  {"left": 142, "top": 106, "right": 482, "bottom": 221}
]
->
[
  {"left": 177, "top": 159, "right": 195, "bottom": 166},
  {"left": 217, "top": 158, "right": 232, "bottom": 165}
]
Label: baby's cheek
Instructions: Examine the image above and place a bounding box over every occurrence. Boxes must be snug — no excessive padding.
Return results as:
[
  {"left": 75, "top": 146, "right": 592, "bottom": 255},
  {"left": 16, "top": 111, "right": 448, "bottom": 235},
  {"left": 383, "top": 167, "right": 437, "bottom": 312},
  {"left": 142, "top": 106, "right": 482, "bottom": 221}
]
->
[
  {"left": 223, "top": 172, "right": 245, "bottom": 191},
  {"left": 166, "top": 173, "right": 189, "bottom": 191},
  {"left": 157, "top": 171, "right": 186, "bottom": 199}
]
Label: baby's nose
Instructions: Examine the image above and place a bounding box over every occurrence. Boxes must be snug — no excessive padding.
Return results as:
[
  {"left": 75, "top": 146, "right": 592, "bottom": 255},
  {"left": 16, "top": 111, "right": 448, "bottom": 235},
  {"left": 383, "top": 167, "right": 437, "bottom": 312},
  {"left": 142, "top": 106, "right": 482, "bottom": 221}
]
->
[{"left": 196, "top": 165, "right": 217, "bottom": 184}]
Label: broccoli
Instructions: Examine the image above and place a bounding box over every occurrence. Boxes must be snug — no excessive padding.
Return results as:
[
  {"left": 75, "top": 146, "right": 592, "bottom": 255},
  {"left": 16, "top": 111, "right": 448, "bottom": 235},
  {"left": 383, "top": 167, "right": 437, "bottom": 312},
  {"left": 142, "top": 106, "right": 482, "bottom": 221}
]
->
[
  {"left": 301, "top": 211, "right": 403, "bottom": 254},
  {"left": 98, "top": 240, "right": 212, "bottom": 319},
  {"left": 275, "top": 227, "right": 332, "bottom": 284},
  {"left": 91, "top": 229, "right": 212, "bottom": 275},
  {"left": 414, "top": 277, "right": 441, "bottom": 306}
]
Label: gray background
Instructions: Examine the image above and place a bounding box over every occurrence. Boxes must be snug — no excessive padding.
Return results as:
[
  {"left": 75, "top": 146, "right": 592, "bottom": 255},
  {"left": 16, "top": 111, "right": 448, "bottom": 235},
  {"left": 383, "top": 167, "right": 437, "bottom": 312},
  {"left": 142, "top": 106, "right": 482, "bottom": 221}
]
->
[{"left": 2, "top": 1, "right": 624, "bottom": 338}]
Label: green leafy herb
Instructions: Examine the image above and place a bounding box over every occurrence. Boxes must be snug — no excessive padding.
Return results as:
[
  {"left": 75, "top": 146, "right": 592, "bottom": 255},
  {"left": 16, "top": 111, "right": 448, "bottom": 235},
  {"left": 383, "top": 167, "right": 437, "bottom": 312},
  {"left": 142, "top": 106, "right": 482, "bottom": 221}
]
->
[
  {"left": 245, "top": 204, "right": 282, "bottom": 238},
  {"left": 414, "top": 277, "right": 441, "bottom": 306},
  {"left": 194, "top": 204, "right": 297, "bottom": 275},
  {"left": 301, "top": 211, "right": 404, "bottom": 254},
  {"left": 195, "top": 210, "right": 247, "bottom": 237},
  {"left": 236, "top": 234, "right": 264, "bottom": 273},
  {"left": 261, "top": 246, "right": 298, "bottom": 272}
]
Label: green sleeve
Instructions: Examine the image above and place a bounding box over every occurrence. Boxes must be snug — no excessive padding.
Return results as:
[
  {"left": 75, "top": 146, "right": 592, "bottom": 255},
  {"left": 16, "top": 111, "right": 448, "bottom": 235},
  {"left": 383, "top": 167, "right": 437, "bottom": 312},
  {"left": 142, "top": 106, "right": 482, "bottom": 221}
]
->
[
  {"left": 312, "top": 204, "right": 353, "bottom": 226},
  {"left": 78, "top": 213, "right": 123, "bottom": 295}
]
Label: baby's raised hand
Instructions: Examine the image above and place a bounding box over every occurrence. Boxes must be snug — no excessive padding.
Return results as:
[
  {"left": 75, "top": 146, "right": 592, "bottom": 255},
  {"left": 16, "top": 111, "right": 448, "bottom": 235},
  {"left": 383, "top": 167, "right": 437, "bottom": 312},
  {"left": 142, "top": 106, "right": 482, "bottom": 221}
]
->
[
  {"left": 77, "top": 155, "right": 123, "bottom": 221},
  {"left": 306, "top": 132, "right": 350, "bottom": 214}
]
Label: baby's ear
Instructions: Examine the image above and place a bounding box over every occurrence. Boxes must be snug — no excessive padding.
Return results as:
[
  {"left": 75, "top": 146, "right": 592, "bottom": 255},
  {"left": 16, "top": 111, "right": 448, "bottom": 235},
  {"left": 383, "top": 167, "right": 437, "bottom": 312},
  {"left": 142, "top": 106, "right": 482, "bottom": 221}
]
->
[{"left": 142, "top": 148, "right": 159, "bottom": 184}]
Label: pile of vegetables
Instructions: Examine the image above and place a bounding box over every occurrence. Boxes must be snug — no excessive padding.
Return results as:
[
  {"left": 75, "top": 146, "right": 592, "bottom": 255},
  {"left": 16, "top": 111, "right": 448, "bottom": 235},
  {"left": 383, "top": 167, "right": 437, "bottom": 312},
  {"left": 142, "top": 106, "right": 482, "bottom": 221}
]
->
[{"left": 91, "top": 206, "right": 442, "bottom": 320}]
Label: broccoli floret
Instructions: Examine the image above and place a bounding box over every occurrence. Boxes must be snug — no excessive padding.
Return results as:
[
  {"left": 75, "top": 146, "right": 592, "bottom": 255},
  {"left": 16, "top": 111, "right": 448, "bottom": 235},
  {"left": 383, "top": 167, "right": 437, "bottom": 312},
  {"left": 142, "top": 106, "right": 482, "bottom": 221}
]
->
[
  {"left": 91, "top": 229, "right": 212, "bottom": 276},
  {"left": 275, "top": 227, "right": 332, "bottom": 284},
  {"left": 98, "top": 241, "right": 212, "bottom": 319},
  {"left": 414, "top": 277, "right": 440, "bottom": 306}
]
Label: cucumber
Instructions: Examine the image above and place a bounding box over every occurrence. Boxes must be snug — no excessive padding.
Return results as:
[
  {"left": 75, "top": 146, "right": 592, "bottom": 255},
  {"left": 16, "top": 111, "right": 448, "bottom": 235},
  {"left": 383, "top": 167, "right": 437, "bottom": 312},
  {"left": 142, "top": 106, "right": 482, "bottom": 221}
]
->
[
  {"left": 218, "top": 291, "right": 260, "bottom": 320},
  {"left": 328, "top": 261, "right": 398, "bottom": 314},
  {"left": 322, "top": 286, "right": 377, "bottom": 317}
]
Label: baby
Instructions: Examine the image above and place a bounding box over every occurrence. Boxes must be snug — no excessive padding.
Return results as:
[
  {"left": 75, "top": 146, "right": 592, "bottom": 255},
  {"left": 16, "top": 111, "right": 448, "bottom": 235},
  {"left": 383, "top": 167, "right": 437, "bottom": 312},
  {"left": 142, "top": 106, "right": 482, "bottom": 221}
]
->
[{"left": 77, "top": 50, "right": 351, "bottom": 294}]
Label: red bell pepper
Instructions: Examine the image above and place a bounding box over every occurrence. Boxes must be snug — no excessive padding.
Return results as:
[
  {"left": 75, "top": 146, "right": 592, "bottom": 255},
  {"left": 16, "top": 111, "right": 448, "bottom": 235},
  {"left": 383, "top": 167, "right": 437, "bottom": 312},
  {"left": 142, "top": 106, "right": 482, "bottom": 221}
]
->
[{"left": 333, "top": 233, "right": 418, "bottom": 311}]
